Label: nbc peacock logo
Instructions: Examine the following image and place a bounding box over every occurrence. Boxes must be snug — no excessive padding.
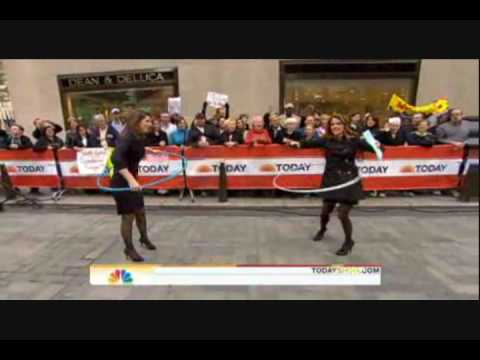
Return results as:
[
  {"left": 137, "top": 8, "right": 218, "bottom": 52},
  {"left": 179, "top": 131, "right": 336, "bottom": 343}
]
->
[{"left": 108, "top": 269, "right": 133, "bottom": 284}]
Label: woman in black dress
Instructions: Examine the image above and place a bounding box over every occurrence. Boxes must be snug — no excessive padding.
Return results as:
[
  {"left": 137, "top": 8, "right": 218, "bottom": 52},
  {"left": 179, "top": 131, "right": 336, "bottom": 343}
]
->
[
  {"left": 289, "top": 115, "right": 380, "bottom": 256},
  {"left": 111, "top": 111, "right": 156, "bottom": 262}
]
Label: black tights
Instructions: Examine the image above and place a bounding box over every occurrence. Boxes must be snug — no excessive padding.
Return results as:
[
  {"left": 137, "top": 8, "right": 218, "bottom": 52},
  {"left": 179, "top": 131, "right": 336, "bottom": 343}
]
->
[
  {"left": 121, "top": 210, "right": 148, "bottom": 249},
  {"left": 320, "top": 201, "right": 353, "bottom": 243}
]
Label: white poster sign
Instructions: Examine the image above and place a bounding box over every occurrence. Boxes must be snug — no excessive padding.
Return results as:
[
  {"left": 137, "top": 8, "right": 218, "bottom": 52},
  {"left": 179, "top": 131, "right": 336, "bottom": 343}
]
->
[
  {"left": 76, "top": 148, "right": 109, "bottom": 175},
  {"left": 206, "top": 92, "right": 229, "bottom": 108},
  {"left": 168, "top": 97, "right": 181, "bottom": 114}
]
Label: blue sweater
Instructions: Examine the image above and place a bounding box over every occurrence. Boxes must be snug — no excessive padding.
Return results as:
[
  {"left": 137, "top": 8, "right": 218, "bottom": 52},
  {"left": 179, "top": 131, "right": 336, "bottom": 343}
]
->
[{"left": 170, "top": 129, "right": 189, "bottom": 146}]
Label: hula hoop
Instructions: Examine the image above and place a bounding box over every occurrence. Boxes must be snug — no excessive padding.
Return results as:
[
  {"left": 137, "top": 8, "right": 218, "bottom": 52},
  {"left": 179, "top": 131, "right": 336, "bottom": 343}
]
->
[
  {"left": 96, "top": 150, "right": 186, "bottom": 193},
  {"left": 272, "top": 173, "right": 362, "bottom": 194}
]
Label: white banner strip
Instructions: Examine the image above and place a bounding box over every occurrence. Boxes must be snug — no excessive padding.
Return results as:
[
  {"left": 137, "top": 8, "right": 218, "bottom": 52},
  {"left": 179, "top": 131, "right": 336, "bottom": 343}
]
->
[{"left": 90, "top": 265, "right": 382, "bottom": 286}]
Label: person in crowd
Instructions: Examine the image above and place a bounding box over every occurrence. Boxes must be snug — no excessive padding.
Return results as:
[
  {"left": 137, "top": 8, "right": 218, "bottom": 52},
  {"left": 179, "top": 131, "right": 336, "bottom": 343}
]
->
[
  {"left": 317, "top": 113, "right": 331, "bottom": 137},
  {"left": 288, "top": 114, "right": 381, "bottom": 256},
  {"left": 217, "top": 117, "right": 227, "bottom": 134},
  {"left": 220, "top": 119, "right": 244, "bottom": 148},
  {"left": 403, "top": 113, "right": 425, "bottom": 134},
  {"left": 236, "top": 116, "right": 249, "bottom": 142},
  {"left": 435, "top": 108, "right": 471, "bottom": 148},
  {"left": 70, "top": 124, "right": 95, "bottom": 149},
  {"left": 278, "top": 117, "right": 302, "bottom": 144},
  {"left": 378, "top": 117, "right": 408, "bottom": 146},
  {"left": 314, "top": 112, "right": 322, "bottom": 128},
  {"left": 244, "top": 116, "right": 272, "bottom": 146},
  {"left": 188, "top": 112, "right": 221, "bottom": 147},
  {"left": 33, "top": 124, "right": 65, "bottom": 151},
  {"left": 5, "top": 124, "right": 33, "bottom": 150},
  {"left": 110, "top": 108, "right": 126, "bottom": 135},
  {"left": 32, "top": 118, "right": 63, "bottom": 140},
  {"left": 298, "top": 115, "right": 317, "bottom": 138},
  {"left": 202, "top": 101, "right": 230, "bottom": 127},
  {"left": 91, "top": 114, "right": 119, "bottom": 148},
  {"left": 263, "top": 113, "right": 272, "bottom": 129},
  {"left": 0, "top": 122, "right": 8, "bottom": 149},
  {"left": 146, "top": 118, "right": 169, "bottom": 147},
  {"left": 363, "top": 114, "right": 385, "bottom": 198},
  {"left": 170, "top": 117, "right": 190, "bottom": 146},
  {"left": 303, "top": 124, "right": 318, "bottom": 142},
  {"left": 363, "top": 113, "right": 382, "bottom": 139},
  {"left": 159, "top": 112, "right": 177, "bottom": 138},
  {"left": 65, "top": 116, "right": 79, "bottom": 148},
  {"left": 349, "top": 113, "right": 364, "bottom": 136},
  {"left": 110, "top": 110, "right": 156, "bottom": 262},
  {"left": 280, "top": 103, "right": 301, "bottom": 124},
  {"left": 407, "top": 119, "right": 437, "bottom": 147},
  {"left": 268, "top": 112, "right": 284, "bottom": 144}
]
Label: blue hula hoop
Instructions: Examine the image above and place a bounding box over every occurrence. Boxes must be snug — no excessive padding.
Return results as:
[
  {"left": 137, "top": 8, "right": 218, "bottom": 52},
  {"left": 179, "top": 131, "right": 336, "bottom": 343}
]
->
[{"left": 96, "top": 151, "right": 187, "bottom": 193}]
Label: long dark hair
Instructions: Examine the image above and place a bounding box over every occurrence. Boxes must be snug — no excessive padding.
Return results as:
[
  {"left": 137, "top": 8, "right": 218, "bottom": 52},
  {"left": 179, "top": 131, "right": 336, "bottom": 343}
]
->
[
  {"left": 324, "top": 114, "right": 355, "bottom": 140},
  {"left": 122, "top": 110, "right": 149, "bottom": 138}
]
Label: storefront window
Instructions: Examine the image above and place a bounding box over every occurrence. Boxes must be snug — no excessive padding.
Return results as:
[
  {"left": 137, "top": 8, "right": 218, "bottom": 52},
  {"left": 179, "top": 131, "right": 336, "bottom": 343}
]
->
[
  {"left": 58, "top": 68, "right": 178, "bottom": 127},
  {"left": 0, "top": 61, "right": 15, "bottom": 128},
  {"left": 281, "top": 60, "right": 420, "bottom": 120}
]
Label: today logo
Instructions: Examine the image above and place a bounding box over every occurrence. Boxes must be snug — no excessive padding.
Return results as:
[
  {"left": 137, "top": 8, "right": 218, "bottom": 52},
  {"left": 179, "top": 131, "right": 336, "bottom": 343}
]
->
[
  {"left": 359, "top": 165, "right": 389, "bottom": 175},
  {"left": 8, "top": 165, "right": 46, "bottom": 173},
  {"left": 139, "top": 165, "right": 169, "bottom": 174},
  {"left": 400, "top": 164, "right": 448, "bottom": 174},
  {"left": 195, "top": 164, "right": 247, "bottom": 173},
  {"left": 260, "top": 163, "right": 313, "bottom": 172}
]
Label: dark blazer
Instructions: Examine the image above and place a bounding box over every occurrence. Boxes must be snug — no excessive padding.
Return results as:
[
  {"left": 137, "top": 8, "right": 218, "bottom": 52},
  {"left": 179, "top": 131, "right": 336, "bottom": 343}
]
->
[
  {"left": 268, "top": 125, "right": 285, "bottom": 144},
  {"left": 220, "top": 129, "right": 244, "bottom": 145},
  {"left": 378, "top": 128, "right": 409, "bottom": 146},
  {"left": 277, "top": 128, "right": 302, "bottom": 144},
  {"left": 407, "top": 131, "right": 437, "bottom": 147},
  {"left": 70, "top": 134, "right": 96, "bottom": 148},
  {"left": 90, "top": 125, "right": 119, "bottom": 147},
  {"left": 146, "top": 130, "right": 169, "bottom": 146},
  {"left": 188, "top": 124, "right": 221, "bottom": 145},
  {"left": 5, "top": 135, "right": 33, "bottom": 150}
]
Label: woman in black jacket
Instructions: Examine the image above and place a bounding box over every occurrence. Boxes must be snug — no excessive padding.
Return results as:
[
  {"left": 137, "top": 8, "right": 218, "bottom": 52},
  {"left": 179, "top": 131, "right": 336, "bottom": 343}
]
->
[
  {"left": 33, "top": 125, "right": 64, "bottom": 152},
  {"left": 288, "top": 115, "right": 380, "bottom": 256},
  {"left": 70, "top": 124, "right": 96, "bottom": 149},
  {"left": 364, "top": 113, "right": 382, "bottom": 140},
  {"left": 110, "top": 111, "right": 156, "bottom": 262},
  {"left": 146, "top": 118, "right": 169, "bottom": 147},
  {"left": 32, "top": 119, "right": 63, "bottom": 140}
]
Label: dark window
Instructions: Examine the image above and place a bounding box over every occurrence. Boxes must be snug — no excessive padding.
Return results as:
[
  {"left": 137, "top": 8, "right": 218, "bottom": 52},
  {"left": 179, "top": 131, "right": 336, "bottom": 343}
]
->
[{"left": 280, "top": 60, "right": 420, "bottom": 120}]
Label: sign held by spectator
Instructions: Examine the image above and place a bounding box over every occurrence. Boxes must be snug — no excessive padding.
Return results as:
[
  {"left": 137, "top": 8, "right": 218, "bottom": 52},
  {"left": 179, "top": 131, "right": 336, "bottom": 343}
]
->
[
  {"left": 206, "top": 92, "right": 229, "bottom": 109},
  {"left": 76, "top": 148, "right": 109, "bottom": 175},
  {"left": 168, "top": 97, "right": 181, "bottom": 114}
]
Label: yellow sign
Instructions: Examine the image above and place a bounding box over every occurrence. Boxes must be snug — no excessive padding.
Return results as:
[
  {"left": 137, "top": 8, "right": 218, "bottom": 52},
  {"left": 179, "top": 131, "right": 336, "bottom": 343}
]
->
[{"left": 388, "top": 94, "right": 449, "bottom": 114}]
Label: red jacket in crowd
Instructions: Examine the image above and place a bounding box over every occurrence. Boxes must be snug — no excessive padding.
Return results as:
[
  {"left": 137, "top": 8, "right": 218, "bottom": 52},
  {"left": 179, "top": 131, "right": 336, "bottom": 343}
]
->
[{"left": 244, "top": 129, "right": 272, "bottom": 145}]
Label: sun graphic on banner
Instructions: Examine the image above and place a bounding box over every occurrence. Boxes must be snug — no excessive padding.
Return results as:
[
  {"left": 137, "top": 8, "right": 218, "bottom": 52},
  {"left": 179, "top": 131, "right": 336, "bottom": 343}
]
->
[{"left": 108, "top": 269, "right": 133, "bottom": 284}]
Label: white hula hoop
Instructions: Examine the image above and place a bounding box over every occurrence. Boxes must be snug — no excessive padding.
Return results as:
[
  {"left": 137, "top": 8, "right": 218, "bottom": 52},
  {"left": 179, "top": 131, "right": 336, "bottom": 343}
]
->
[{"left": 272, "top": 174, "right": 362, "bottom": 194}]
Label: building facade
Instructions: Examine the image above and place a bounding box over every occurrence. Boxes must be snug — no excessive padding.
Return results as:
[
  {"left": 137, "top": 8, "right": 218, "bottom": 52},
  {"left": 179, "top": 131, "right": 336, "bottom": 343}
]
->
[{"left": 2, "top": 59, "right": 479, "bottom": 134}]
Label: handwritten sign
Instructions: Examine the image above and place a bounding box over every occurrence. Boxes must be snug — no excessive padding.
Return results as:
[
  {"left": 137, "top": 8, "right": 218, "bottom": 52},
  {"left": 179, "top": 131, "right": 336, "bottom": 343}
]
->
[
  {"left": 76, "top": 148, "right": 109, "bottom": 175},
  {"left": 168, "top": 97, "right": 182, "bottom": 114},
  {"left": 206, "top": 92, "right": 229, "bottom": 109}
]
